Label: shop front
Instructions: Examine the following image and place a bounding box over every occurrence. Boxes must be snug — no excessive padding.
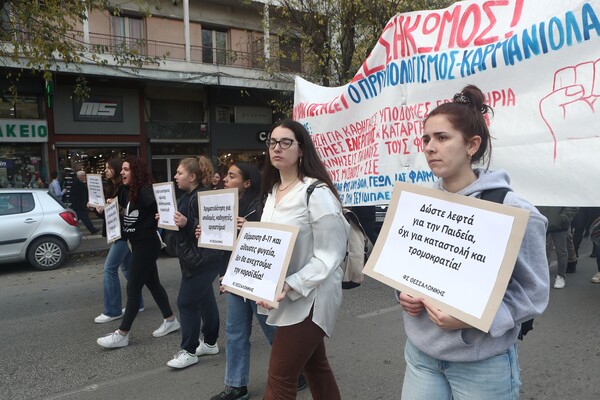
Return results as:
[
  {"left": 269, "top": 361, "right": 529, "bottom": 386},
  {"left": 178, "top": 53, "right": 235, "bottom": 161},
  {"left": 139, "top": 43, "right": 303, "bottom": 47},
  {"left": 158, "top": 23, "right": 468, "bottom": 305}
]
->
[
  {"left": 51, "top": 83, "right": 143, "bottom": 176},
  {"left": 0, "top": 119, "right": 48, "bottom": 188}
]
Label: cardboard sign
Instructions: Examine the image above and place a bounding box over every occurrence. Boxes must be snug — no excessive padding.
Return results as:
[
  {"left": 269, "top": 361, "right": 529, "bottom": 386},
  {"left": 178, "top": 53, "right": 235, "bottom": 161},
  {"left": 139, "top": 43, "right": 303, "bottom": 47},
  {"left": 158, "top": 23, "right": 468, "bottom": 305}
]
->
[
  {"left": 198, "top": 188, "right": 238, "bottom": 251},
  {"left": 221, "top": 222, "right": 299, "bottom": 309},
  {"left": 86, "top": 174, "right": 105, "bottom": 207},
  {"left": 152, "top": 182, "right": 178, "bottom": 231},
  {"left": 104, "top": 198, "right": 121, "bottom": 243},
  {"left": 363, "top": 182, "right": 530, "bottom": 332}
]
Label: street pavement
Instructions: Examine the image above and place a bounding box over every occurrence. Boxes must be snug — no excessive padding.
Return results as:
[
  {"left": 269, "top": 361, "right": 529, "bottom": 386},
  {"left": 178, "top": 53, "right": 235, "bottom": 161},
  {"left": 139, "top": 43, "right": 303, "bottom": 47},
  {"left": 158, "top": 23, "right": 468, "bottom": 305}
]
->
[{"left": 1, "top": 223, "right": 600, "bottom": 399}]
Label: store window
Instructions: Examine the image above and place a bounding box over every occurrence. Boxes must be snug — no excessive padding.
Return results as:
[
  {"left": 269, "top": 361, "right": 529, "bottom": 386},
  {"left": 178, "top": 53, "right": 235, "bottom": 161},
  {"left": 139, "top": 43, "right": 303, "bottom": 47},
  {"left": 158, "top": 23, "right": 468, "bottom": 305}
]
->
[
  {"left": 217, "top": 150, "right": 266, "bottom": 171},
  {"left": 0, "top": 144, "right": 44, "bottom": 188},
  {"left": 57, "top": 146, "right": 138, "bottom": 175}
]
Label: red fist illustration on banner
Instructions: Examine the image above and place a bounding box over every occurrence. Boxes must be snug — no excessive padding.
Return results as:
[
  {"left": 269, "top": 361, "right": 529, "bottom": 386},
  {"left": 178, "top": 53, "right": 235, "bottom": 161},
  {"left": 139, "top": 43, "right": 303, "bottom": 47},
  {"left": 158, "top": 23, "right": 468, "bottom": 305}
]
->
[{"left": 539, "top": 59, "right": 599, "bottom": 160}]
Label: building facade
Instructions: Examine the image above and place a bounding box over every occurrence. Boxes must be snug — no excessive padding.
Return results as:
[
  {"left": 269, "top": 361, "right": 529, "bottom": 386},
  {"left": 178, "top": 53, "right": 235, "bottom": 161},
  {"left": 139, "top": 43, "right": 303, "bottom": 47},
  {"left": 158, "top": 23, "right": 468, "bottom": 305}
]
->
[{"left": 0, "top": 0, "right": 299, "bottom": 185}]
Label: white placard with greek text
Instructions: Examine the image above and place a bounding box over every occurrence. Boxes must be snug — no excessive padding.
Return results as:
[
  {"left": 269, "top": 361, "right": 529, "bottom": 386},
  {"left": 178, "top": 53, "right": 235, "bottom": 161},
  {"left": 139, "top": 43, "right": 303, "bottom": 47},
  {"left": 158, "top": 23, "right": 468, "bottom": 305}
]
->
[
  {"left": 198, "top": 188, "right": 238, "bottom": 251},
  {"left": 152, "top": 182, "right": 178, "bottom": 231},
  {"left": 86, "top": 174, "right": 105, "bottom": 207},
  {"left": 104, "top": 198, "right": 121, "bottom": 243},
  {"left": 221, "top": 222, "right": 299, "bottom": 309},
  {"left": 364, "top": 182, "right": 530, "bottom": 332}
]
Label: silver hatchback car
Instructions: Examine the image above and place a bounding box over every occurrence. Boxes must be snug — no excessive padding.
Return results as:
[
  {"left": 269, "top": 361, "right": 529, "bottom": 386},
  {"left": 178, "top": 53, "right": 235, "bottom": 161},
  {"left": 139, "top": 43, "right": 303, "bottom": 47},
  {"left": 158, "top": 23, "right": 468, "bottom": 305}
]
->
[{"left": 0, "top": 189, "right": 82, "bottom": 270}]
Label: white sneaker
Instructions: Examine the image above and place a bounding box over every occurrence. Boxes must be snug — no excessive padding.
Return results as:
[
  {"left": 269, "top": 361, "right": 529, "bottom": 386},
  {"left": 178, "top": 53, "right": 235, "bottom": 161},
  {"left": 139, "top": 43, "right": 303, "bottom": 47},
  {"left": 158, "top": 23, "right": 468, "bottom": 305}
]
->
[
  {"left": 97, "top": 330, "right": 129, "bottom": 348},
  {"left": 94, "top": 313, "right": 123, "bottom": 324},
  {"left": 167, "top": 350, "right": 198, "bottom": 369},
  {"left": 122, "top": 307, "right": 145, "bottom": 314},
  {"left": 196, "top": 340, "right": 219, "bottom": 356},
  {"left": 152, "top": 317, "right": 180, "bottom": 337},
  {"left": 554, "top": 275, "right": 566, "bottom": 289},
  {"left": 591, "top": 272, "right": 600, "bottom": 283}
]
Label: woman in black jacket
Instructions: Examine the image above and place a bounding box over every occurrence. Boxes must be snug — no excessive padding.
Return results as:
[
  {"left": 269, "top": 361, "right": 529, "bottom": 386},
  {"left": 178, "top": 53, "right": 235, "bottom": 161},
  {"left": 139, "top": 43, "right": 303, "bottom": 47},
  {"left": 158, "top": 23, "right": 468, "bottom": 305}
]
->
[
  {"left": 97, "top": 156, "right": 178, "bottom": 348},
  {"left": 166, "top": 157, "right": 222, "bottom": 369}
]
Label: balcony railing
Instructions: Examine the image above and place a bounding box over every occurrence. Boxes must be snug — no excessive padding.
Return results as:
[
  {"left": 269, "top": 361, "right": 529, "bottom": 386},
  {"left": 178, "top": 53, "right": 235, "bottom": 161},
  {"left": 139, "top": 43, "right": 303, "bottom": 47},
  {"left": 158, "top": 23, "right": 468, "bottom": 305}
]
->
[{"left": 64, "top": 32, "right": 299, "bottom": 73}]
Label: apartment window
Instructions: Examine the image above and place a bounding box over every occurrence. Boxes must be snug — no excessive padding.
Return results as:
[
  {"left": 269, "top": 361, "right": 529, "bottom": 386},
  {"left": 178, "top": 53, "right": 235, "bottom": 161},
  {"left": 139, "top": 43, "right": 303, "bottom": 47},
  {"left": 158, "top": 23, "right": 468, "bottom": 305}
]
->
[
  {"left": 0, "top": 96, "right": 41, "bottom": 119},
  {"left": 279, "top": 37, "right": 302, "bottom": 72},
  {"left": 111, "top": 15, "right": 144, "bottom": 54},
  {"left": 202, "top": 28, "right": 227, "bottom": 65}
]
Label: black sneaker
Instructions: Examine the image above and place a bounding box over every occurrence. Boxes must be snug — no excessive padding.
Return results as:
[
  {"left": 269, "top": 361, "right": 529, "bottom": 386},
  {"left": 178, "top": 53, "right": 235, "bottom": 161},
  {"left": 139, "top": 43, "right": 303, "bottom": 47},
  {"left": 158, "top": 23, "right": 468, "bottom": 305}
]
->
[{"left": 210, "top": 386, "right": 249, "bottom": 400}]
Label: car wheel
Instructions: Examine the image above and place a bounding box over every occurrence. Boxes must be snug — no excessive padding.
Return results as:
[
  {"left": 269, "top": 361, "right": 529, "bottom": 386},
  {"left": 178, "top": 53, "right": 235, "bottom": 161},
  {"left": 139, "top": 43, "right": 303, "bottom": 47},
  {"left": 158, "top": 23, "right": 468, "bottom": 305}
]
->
[
  {"left": 27, "top": 237, "right": 67, "bottom": 271},
  {"left": 162, "top": 231, "right": 177, "bottom": 257}
]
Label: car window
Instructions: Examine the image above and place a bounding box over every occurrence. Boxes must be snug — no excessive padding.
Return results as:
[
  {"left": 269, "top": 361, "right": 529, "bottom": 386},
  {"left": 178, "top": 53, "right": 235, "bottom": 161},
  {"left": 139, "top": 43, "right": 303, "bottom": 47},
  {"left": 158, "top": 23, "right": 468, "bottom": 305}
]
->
[
  {"left": 22, "top": 193, "right": 35, "bottom": 213},
  {"left": 0, "top": 193, "right": 35, "bottom": 215}
]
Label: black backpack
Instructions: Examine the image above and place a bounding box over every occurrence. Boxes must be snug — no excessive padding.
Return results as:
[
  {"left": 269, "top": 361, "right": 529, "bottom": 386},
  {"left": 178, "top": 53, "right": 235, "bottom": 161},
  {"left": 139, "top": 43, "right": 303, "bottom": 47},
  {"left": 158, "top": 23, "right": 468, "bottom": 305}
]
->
[{"left": 480, "top": 188, "right": 534, "bottom": 340}]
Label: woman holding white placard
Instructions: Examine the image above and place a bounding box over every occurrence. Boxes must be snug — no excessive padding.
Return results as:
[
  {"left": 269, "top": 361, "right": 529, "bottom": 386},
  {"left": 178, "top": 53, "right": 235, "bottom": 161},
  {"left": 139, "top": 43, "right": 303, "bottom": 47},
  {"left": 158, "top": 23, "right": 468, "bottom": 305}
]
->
[
  {"left": 257, "top": 119, "right": 349, "bottom": 400},
  {"left": 397, "top": 85, "right": 550, "bottom": 399},
  {"left": 164, "top": 156, "right": 222, "bottom": 369},
  {"left": 92, "top": 158, "right": 143, "bottom": 324}
]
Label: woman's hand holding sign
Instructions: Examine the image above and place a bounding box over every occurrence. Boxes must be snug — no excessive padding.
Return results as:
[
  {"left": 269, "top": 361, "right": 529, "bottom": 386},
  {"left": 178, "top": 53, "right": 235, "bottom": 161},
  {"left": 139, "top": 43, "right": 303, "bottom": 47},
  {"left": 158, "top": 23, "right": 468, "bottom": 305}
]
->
[
  {"left": 173, "top": 211, "right": 188, "bottom": 228},
  {"left": 422, "top": 300, "right": 473, "bottom": 330},
  {"left": 399, "top": 292, "right": 472, "bottom": 330},
  {"left": 257, "top": 282, "right": 294, "bottom": 310}
]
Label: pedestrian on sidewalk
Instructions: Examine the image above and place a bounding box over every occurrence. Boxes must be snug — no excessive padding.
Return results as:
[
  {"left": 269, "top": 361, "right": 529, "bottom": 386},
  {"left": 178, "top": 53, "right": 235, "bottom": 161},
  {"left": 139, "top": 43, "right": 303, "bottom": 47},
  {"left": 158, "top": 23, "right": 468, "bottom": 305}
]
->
[
  {"left": 397, "top": 85, "right": 549, "bottom": 399},
  {"left": 93, "top": 158, "right": 144, "bottom": 324},
  {"left": 164, "top": 156, "right": 222, "bottom": 369},
  {"left": 71, "top": 170, "right": 100, "bottom": 235},
  {"left": 538, "top": 206, "right": 579, "bottom": 289},
  {"left": 97, "top": 156, "right": 179, "bottom": 348},
  {"left": 48, "top": 171, "right": 66, "bottom": 200}
]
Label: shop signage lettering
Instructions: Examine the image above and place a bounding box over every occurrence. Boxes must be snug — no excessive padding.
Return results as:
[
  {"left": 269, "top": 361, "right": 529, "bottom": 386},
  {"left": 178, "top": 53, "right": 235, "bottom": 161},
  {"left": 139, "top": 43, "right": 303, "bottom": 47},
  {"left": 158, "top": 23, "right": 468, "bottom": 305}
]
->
[
  {"left": 0, "top": 120, "right": 48, "bottom": 143},
  {"left": 79, "top": 102, "right": 118, "bottom": 117},
  {"left": 73, "top": 96, "right": 123, "bottom": 122}
]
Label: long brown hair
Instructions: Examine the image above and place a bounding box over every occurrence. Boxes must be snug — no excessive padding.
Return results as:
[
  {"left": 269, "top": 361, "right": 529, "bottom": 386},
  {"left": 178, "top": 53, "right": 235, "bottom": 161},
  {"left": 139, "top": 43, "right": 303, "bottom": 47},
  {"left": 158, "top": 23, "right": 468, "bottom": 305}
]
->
[
  {"left": 260, "top": 119, "right": 340, "bottom": 202},
  {"left": 105, "top": 158, "right": 123, "bottom": 198},
  {"left": 124, "top": 156, "right": 153, "bottom": 204}
]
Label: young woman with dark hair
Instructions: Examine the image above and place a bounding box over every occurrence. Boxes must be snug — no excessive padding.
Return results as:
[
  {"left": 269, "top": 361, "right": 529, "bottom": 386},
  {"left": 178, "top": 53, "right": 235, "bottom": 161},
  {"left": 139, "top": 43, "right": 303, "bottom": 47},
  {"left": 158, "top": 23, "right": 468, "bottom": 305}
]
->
[
  {"left": 210, "top": 162, "right": 276, "bottom": 400},
  {"left": 93, "top": 158, "right": 144, "bottom": 324},
  {"left": 397, "top": 85, "right": 549, "bottom": 399},
  {"left": 97, "top": 156, "right": 179, "bottom": 348},
  {"left": 256, "top": 119, "right": 349, "bottom": 400}
]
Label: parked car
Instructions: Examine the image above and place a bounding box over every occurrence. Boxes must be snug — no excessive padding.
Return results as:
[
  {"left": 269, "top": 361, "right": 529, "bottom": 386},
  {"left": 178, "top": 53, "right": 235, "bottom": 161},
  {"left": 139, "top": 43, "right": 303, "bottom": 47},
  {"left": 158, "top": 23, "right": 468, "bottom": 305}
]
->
[{"left": 0, "top": 189, "right": 82, "bottom": 270}]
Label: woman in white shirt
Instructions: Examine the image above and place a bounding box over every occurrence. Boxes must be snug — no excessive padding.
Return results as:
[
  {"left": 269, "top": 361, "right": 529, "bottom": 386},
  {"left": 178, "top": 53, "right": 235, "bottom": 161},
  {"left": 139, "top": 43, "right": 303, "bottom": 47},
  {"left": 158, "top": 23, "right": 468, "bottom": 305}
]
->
[{"left": 257, "top": 119, "right": 349, "bottom": 400}]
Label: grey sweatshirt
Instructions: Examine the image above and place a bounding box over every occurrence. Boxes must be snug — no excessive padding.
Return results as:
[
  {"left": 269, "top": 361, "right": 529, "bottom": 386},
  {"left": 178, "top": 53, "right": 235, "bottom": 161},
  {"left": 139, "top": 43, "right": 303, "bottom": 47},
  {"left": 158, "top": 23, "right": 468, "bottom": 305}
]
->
[{"left": 403, "top": 169, "right": 550, "bottom": 362}]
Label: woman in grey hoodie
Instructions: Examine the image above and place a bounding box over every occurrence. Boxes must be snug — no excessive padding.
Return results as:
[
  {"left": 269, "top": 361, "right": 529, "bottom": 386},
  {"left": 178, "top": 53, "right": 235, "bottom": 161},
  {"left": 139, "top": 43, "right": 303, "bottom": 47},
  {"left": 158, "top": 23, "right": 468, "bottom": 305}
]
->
[{"left": 398, "top": 85, "right": 550, "bottom": 400}]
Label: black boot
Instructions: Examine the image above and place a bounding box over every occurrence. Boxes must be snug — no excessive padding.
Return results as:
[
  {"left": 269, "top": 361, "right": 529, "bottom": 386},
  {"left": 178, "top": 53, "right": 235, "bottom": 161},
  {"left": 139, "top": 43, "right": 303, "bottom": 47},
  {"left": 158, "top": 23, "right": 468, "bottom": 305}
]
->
[{"left": 566, "top": 260, "right": 577, "bottom": 273}]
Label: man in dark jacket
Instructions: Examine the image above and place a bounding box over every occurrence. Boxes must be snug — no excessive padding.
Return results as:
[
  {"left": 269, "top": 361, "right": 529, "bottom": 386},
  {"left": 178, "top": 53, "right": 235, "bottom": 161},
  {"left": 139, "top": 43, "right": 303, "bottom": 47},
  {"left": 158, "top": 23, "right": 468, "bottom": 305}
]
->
[
  {"left": 537, "top": 206, "right": 579, "bottom": 289},
  {"left": 71, "top": 170, "right": 100, "bottom": 235}
]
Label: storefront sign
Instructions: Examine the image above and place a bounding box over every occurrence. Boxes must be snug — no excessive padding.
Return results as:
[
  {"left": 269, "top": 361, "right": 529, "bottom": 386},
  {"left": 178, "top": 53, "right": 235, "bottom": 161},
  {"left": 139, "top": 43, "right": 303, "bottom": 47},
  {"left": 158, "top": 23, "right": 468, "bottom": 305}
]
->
[
  {"left": 73, "top": 96, "right": 123, "bottom": 122},
  {"left": 0, "top": 119, "right": 48, "bottom": 143}
]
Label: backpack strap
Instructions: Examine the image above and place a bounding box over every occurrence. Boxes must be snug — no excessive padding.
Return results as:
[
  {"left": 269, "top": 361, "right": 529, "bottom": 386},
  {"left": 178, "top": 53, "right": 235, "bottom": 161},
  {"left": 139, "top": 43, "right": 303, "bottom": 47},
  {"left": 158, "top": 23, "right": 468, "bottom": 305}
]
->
[
  {"left": 480, "top": 187, "right": 535, "bottom": 340},
  {"left": 306, "top": 180, "right": 327, "bottom": 205},
  {"left": 479, "top": 188, "right": 510, "bottom": 204}
]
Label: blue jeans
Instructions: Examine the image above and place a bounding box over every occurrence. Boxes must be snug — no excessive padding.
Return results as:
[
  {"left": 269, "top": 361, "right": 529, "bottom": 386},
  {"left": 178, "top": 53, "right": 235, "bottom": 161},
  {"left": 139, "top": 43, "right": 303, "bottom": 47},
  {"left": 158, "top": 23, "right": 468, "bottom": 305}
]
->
[
  {"left": 103, "top": 239, "right": 143, "bottom": 317},
  {"left": 225, "top": 293, "right": 275, "bottom": 387},
  {"left": 401, "top": 340, "right": 521, "bottom": 400}
]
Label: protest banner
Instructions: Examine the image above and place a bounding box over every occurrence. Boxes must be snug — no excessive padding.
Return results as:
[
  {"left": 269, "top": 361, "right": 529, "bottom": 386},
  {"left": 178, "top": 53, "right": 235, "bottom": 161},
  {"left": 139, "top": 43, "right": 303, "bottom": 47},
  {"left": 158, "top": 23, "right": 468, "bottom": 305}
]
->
[
  {"left": 363, "top": 182, "right": 529, "bottom": 332},
  {"left": 221, "top": 222, "right": 299, "bottom": 309},
  {"left": 86, "top": 174, "right": 105, "bottom": 207},
  {"left": 198, "top": 188, "right": 238, "bottom": 251},
  {"left": 294, "top": 0, "right": 600, "bottom": 207},
  {"left": 152, "top": 182, "right": 178, "bottom": 231},
  {"left": 104, "top": 198, "right": 121, "bottom": 243}
]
